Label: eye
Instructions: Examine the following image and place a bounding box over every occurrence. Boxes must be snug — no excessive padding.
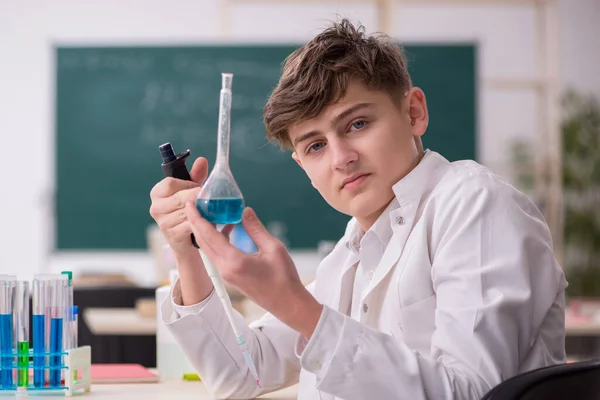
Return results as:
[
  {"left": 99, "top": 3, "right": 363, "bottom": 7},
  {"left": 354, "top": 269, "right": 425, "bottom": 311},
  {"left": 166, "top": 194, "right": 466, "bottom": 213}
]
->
[
  {"left": 349, "top": 120, "right": 367, "bottom": 131},
  {"left": 307, "top": 141, "right": 326, "bottom": 154}
]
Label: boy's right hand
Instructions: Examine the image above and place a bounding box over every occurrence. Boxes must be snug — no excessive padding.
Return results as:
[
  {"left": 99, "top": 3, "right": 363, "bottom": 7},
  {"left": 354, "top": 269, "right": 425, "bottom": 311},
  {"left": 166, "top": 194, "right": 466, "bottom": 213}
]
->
[{"left": 149, "top": 157, "right": 209, "bottom": 255}]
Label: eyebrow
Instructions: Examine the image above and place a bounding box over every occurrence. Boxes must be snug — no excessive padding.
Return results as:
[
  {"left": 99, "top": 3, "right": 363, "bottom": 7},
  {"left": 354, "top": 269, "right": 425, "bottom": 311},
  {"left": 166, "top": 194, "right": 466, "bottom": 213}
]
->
[{"left": 292, "top": 102, "right": 374, "bottom": 148}]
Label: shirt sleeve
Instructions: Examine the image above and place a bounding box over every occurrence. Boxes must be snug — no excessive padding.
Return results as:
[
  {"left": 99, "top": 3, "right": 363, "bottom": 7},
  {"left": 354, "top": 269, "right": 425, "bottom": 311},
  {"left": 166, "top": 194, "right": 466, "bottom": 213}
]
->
[
  {"left": 170, "top": 278, "right": 215, "bottom": 317},
  {"left": 161, "top": 278, "right": 314, "bottom": 399}
]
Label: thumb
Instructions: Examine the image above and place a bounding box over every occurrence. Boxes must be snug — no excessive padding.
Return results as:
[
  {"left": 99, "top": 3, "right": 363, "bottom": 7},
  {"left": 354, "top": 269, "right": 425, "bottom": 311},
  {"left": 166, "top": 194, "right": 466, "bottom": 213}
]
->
[
  {"left": 241, "top": 207, "right": 276, "bottom": 251},
  {"left": 190, "top": 157, "right": 209, "bottom": 185}
]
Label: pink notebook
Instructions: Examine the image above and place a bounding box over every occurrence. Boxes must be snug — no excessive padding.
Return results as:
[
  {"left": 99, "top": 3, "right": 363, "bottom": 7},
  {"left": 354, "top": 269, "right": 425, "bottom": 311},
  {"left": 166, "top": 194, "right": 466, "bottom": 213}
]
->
[{"left": 91, "top": 364, "right": 160, "bottom": 384}]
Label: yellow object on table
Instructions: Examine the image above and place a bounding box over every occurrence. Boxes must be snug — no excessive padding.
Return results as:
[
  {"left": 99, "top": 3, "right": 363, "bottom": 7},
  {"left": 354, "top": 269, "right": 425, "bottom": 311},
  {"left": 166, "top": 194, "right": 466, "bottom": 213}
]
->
[{"left": 182, "top": 373, "right": 201, "bottom": 381}]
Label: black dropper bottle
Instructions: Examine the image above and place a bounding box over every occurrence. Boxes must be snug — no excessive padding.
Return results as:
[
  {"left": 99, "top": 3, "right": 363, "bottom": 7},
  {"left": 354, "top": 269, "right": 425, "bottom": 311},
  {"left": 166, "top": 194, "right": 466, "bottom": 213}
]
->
[{"left": 159, "top": 142, "right": 192, "bottom": 180}]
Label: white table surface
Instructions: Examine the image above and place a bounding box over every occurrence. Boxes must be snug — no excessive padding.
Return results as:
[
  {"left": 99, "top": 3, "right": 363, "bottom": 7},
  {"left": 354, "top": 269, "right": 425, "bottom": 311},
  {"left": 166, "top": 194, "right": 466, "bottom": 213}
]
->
[
  {"left": 84, "top": 299, "right": 268, "bottom": 336},
  {"left": 565, "top": 319, "right": 600, "bottom": 336},
  {"left": 85, "top": 304, "right": 600, "bottom": 337},
  {"left": 34, "top": 380, "right": 298, "bottom": 399},
  {"left": 84, "top": 308, "right": 157, "bottom": 336}
]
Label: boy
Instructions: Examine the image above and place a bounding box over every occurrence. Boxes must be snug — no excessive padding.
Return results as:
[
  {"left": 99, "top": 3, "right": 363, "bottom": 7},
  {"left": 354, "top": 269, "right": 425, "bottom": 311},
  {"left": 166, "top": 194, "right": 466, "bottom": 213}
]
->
[{"left": 150, "top": 19, "right": 566, "bottom": 400}]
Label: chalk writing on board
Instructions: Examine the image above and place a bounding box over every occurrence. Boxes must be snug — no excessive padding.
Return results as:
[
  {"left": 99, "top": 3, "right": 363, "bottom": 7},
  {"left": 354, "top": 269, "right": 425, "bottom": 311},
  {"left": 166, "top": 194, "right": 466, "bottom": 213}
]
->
[
  {"left": 232, "top": 94, "right": 268, "bottom": 112},
  {"left": 137, "top": 80, "right": 270, "bottom": 149},
  {"left": 230, "top": 117, "right": 288, "bottom": 165},
  {"left": 216, "top": 60, "right": 283, "bottom": 80},
  {"left": 173, "top": 55, "right": 215, "bottom": 77},
  {"left": 172, "top": 55, "right": 283, "bottom": 81},
  {"left": 139, "top": 81, "right": 213, "bottom": 116}
]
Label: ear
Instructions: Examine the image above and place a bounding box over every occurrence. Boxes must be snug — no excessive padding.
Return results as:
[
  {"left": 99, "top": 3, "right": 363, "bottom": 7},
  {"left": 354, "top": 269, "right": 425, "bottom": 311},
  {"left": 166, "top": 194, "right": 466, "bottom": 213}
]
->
[
  {"left": 406, "top": 87, "right": 429, "bottom": 138},
  {"left": 292, "top": 152, "right": 303, "bottom": 169}
]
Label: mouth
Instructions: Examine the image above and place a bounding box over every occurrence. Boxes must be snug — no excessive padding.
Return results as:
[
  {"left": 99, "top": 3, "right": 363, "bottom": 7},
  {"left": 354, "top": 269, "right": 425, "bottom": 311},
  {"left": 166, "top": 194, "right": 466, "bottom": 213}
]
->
[{"left": 341, "top": 173, "right": 371, "bottom": 190}]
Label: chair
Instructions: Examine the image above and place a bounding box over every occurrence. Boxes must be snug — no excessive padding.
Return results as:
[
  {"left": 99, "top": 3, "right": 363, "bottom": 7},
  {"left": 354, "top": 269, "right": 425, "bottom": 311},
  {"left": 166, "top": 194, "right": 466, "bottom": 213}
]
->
[{"left": 481, "top": 359, "right": 600, "bottom": 400}]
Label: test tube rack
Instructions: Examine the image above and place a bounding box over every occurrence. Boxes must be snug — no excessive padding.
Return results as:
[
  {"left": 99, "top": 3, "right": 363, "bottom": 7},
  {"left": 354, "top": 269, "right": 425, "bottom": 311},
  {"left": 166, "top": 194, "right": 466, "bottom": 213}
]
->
[{"left": 0, "top": 345, "right": 91, "bottom": 396}]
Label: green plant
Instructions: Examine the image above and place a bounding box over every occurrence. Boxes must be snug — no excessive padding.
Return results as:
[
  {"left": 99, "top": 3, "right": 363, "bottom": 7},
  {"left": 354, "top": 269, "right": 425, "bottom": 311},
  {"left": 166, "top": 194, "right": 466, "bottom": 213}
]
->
[{"left": 562, "top": 90, "right": 600, "bottom": 297}]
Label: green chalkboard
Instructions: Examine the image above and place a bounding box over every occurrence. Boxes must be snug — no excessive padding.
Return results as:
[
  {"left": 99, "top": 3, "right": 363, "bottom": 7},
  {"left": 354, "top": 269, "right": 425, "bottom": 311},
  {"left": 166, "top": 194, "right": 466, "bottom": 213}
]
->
[{"left": 55, "top": 44, "right": 476, "bottom": 250}]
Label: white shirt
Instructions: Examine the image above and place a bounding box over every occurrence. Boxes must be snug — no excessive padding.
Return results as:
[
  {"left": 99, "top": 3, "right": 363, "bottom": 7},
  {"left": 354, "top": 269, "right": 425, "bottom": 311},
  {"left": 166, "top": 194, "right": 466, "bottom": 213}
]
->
[
  {"left": 162, "top": 150, "right": 567, "bottom": 400},
  {"left": 347, "top": 199, "right": 397, "bottom": 319}
]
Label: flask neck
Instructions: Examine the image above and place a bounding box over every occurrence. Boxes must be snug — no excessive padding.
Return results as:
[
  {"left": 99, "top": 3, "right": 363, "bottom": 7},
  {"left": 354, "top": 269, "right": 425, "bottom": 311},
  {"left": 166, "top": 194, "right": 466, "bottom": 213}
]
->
[
  {"left": 216, "top": 133, "right": 229, "bottom": 167},
  {"left": 216, "top": 87, "right": 232, "bottom": 167}
]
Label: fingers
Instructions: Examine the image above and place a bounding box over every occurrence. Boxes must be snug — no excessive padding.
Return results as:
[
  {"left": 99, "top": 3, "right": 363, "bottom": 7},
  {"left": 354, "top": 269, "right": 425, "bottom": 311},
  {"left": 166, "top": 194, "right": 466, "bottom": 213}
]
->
[
  {"left": 221, "top": 224, "right": 235, "bottom": 240},
  {"left": 151, "top": 177, "right": 198, "bottom": 199},
  {"left": 163, "top": 220, "right": 193, "bottom": 241},
  {"left": 150, "top": 187, "right": 200, "bottom": 216},
  {"left": 184, "top": 201, "right": 239, "bottom": 261},
  {"left": 241, "top": 207, "right": 278, "bottom": 252},
  {"left": 150, "top": 157, "right": 207, "bottom": 199},
  {"left": 190, "top": 157, "right": 209, "bottom": 185},
  {"left": 152, "top": 206, "right": 187, "bottom": 230}
]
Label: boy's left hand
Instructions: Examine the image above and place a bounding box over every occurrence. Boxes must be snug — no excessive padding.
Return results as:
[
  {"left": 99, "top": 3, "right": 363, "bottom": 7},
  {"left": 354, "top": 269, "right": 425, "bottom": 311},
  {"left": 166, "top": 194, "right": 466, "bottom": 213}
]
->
[{"left": 184, "top": 201, "right": 323, "bottom": 338}]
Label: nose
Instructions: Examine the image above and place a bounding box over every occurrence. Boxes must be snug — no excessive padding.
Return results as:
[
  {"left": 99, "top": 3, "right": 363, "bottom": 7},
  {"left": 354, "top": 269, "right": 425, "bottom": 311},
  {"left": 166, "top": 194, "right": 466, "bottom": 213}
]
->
[{"left": 329, "top": 138, "right": 358, "bottom": 171}]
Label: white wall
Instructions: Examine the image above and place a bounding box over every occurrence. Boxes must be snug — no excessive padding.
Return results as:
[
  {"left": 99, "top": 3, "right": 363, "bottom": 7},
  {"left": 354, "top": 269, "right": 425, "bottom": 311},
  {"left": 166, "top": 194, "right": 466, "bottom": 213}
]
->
[
  {"left": 559, "top": 0, "right": 600, "bottom": 99},
  {"left": 0, "top": 0, "right": 598, "bottom": 284}
]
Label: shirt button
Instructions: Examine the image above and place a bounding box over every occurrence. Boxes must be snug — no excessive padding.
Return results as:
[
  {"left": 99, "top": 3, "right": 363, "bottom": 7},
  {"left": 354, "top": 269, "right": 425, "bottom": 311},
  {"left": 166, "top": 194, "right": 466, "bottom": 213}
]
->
[
  {"left": 311, "top": 361, "right": 322, "bottom": 370},
  {"left": 362, "top": 303, "right": 369, "bottom": 313},
  {"left": 367, "top": 270, "right": 374, "bottom": 280},
  {"left": 396, "top": 216, "right": 405, "bottom": 225}
]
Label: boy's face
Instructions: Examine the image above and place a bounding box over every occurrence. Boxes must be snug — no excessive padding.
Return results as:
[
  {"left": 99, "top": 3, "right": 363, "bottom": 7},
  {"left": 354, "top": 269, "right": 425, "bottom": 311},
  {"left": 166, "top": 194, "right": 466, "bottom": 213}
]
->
[{"left": 289, "top": 80, "right": 428, "bottom": 230}]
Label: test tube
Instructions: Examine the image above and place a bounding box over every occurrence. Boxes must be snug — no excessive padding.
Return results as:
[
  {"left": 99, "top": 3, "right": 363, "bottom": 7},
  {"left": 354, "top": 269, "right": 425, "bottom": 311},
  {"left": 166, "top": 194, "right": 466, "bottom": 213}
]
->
[
  {"left": 14, "top": 281, "right": 29, "bottom": 388},
  {"left": 49, "top": 276, "right": 68, "bottom": 387},
  {"left": 71, "top": 306, "right": 78, "bottom": 382},
  {"left": 33, "top": 275, "right": 49, "bottom": 387},
  {"left": 0, "top": 275, "right": 16, "bottom": 389},
  {"left": 61, "top": 271, "right": 73, "bottom": 351},
  {"left": 71, "top": 306, "right": 78, "bottom": 349}
]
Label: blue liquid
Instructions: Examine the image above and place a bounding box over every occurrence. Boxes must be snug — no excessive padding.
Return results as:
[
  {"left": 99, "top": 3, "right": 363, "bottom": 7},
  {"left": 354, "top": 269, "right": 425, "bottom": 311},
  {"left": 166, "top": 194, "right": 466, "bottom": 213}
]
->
[
  {"left": 32, "top": 314, "right": 45, "bottom": 388},
  {"left": 49, "top": 318, "right": 63, "bottom": 387},
  {"left": 196, "top": 197, "right": 244, "bottom": 224},
  {"left": 0, "top": 314, "right": 14, "bottom": 388}
]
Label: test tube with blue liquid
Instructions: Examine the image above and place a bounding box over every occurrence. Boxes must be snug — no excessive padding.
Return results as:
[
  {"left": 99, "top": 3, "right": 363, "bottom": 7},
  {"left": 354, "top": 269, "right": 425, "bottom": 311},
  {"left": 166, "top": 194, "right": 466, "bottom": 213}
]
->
[
  {"left": 15, "top": 281, "right": 29, "bottom": 387},
  {"left": 32, "top": 274, "right": 51, "bottom": 387},
  {"left": 195, "top": 73, "right": 245, "bottom": 224},
  {"left": 49, "top": 276, "right": 67, "bottom": 387},
  {"left": 0, "top": 275, "right": 16, "bottom": 389}
]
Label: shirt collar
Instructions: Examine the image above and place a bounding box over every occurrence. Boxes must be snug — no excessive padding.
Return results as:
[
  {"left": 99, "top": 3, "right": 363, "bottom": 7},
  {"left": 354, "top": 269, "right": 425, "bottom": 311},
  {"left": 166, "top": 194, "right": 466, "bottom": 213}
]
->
[
  {"left": 343, "top": 149, "right": 449, "bottom": 250},
  {"left": 346, "top": 198, "right": 398, "bottom": 253},
  {"left": 391, "top": 149, "right": 449, "bottom": 207}
]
